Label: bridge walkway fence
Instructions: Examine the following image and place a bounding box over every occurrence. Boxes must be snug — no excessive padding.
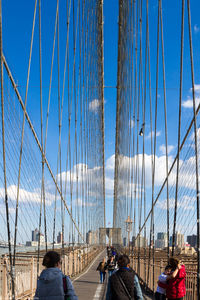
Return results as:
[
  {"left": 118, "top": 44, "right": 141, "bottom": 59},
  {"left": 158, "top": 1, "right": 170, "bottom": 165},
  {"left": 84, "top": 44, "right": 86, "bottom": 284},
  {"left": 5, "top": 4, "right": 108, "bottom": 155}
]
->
[{"left": 0, "top": 245, "right": 103, "bottom": 300}]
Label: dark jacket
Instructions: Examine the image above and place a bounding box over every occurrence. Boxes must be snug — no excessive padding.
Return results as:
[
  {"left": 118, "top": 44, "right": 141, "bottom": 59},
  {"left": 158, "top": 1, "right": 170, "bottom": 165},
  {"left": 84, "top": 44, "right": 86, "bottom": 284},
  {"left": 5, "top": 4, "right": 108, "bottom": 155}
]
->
[
  {"left": 34, "top": 267, "right": 78, "bottom": 300},
  {"left": 107, "top": 260, "right": 116, "bottom": 271},
  {"left": 106, "top": 267, "right": 143, "bottom": 300}
]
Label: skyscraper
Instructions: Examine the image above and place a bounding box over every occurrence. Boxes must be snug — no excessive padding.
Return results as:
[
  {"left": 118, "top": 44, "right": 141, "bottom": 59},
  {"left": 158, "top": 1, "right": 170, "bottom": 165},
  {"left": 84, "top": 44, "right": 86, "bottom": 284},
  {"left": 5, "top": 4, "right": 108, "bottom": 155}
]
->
[
  {"left": 32, "top": 228, "right": 39, "bottom": 242},
  {"left": 57, "top": 231, "right": 63, "bottom": 244},
  {"left": 187, "top": 235, "right": 197, "bottom": 247}
]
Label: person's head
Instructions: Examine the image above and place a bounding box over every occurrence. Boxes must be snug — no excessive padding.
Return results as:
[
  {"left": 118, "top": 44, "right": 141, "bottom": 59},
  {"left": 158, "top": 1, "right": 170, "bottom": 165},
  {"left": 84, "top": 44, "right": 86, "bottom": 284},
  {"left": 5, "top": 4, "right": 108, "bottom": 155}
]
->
[
  {"left": 42, "top": 251, "right": 61, "bottom": 269},
  {"left": 103, "top": 257, "right": 106, "bottom": 263},
  {"left": 117, "top": 254, "right": 130, "bottom": 268},
  {"left": 164, "top": 265, "right": 172, "bottom": 275},
  {"left": 169, "top": 257, "right": 180, "bottom": 270}
]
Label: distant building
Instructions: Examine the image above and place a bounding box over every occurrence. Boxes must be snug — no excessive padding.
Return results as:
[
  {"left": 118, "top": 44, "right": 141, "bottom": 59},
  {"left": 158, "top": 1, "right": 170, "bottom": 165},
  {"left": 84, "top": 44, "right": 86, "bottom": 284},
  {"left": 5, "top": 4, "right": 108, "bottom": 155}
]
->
[
  {"left": 57, "top": 231, "right": 63, "bottom": 244},
  {"left": 32, "top": 228, "right": 39, "bottom": 242},
  {"left": 27, "top": 231, "right": 45, "bottom": 247},
  {"left": 157, "top": 232, "right": 167, "bottom": 240},
  {"left": 86, "top": 230, "right": 98, "bottom": 244},
  {"left": 131, "top": 236, "right": 136, "bottom": 247},
  {"left": 37, "top": 233, "right": 45, "bottom": 243},
  {"left": 155, "top": 232, "right": 168, "bottom": 249},
  {"left": 134, "top": 235, "right": 147, "bottom": 247},
  {"left": 187, "top": 235, "right": 197, "bottom": 248},
  {"left": 170, "top": 232, "right": 184, "bottom": 248},
  {"left": 26, "top": 241, "right": 38, "bottom": 247},
  {"left": 181, "top": 246, "right": 196, "bottom": 255},
  {"left": 123, "top": 237, "right": 127, "bottom": 247}
]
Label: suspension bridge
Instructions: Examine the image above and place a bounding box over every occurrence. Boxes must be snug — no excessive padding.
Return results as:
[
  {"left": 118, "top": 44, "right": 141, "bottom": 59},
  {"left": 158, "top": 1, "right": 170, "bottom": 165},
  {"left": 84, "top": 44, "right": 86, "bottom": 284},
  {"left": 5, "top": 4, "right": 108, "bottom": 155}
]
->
[{"left": 0, "top": 0, "right": 200, "bottom": 299}]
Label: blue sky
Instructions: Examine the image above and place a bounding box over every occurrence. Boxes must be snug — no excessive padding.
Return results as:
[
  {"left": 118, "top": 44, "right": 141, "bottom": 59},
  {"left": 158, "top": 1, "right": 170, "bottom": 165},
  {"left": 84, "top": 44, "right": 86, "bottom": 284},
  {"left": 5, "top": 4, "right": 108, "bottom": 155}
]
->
[{"left": 1, "top": 0, "right": 200, "bottom": 244}]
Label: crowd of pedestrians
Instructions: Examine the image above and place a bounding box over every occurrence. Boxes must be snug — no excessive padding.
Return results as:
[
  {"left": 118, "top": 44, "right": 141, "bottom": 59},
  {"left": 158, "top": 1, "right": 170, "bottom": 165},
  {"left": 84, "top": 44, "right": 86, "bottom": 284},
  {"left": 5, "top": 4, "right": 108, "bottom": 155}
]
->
[
  {"left": 97, "top": 247, "right": 186, "bottom": 300},
  {"left": 33, "top": 248, "right": 186, "bottom": 300}
]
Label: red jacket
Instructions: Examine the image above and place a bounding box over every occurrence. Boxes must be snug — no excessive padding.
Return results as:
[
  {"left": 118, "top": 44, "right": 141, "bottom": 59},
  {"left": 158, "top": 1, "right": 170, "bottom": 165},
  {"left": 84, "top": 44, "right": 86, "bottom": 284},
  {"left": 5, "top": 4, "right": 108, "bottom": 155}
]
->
[{"left": 158, "top": 265, "right": 186, "bottom": 299}]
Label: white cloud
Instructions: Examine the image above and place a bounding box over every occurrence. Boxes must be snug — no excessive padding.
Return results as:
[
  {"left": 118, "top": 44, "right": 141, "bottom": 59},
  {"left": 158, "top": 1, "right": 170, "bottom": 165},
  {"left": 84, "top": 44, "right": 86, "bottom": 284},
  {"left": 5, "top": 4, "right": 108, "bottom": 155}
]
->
[
  {"left": 0, "top": 204, "right": 15, "bottom": 215},
  {"left": 194, "top": 24, "right": 200, "bottom": 33},
  {"left": 189, "top": 128, "right": 200, "bottom": 141},
  {"left": 75, "top": 198, "right": 96, "bottom": 207},
  {"left": 193, "top": 84, "right": 200, "bottom": 92},
  {"left": 104, "top": 152, "right": 199, "bottom": 195},
  {"left": 157, "top": 195, "right": 195, "bottom": 211},
  {"left": 159, "top": 144, "right": 175, "bottom": 155},
  {"left": 0, "top": 185, "right": 54, "bottom": 206},
  {"left": 129, "top": 119, "right": 135, "bottom": 128},
  {"left": 182, "top": 97, "right": 200, "bottom": 108},
  {"left": 146, "top": 130, "right": 161, "bottom": 139},
  {"left": 182, "top": 84, "right": 200, "bottom": 108},
  {"left": 89, "top": 99, "right": 101, "bottom": 112}
]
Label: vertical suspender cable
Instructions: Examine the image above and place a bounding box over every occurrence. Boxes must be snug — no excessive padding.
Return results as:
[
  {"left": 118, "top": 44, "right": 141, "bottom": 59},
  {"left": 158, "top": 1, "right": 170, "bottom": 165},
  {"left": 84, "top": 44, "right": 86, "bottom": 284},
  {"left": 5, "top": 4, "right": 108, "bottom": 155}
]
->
[
  {"left": 113, "top": 0, "right": 122, "bottom": 228},
  {"left": 172, "top": 0, "right": 184, "bottom": 256},
  {"left": 37, "top": 0, "right": 47, "bottom": 276},
  {"left": 99, "top": 0, "right": 106, "bottom": 229},
  {"left": 48, "top": 0, "right": 59, "bottom": 250},
  {"left": 13, "top": 0, "right": 37, "bottom": 291},
  {"left": 137, "top": 0, "right": 143, "bottom": 276},
  {"left": 151, "top": 0, "right": 160, "bottom": 291},
  {"left": 0, "top": 0, "right": 14, "bottom": 298},
  {"left": 133, "top": 0, "right": 138, "bottom": 245},
  {"left": 143, "top": 0, "right": 149, "bottom": 283},
  {"left": 130, "top": 0, "right": 135, "bottom": 259},
  {"left": 187, "top": 0, "right": 200, "bottom": 296},
  {"left": 160, "top": 0, "right": 169, "bottom": 262},
  {"left": 39, "top": 0, "right": 48, "bottom": 251},
  {"left": 56, "top": 0, "right": 65, "bottom": 259}
]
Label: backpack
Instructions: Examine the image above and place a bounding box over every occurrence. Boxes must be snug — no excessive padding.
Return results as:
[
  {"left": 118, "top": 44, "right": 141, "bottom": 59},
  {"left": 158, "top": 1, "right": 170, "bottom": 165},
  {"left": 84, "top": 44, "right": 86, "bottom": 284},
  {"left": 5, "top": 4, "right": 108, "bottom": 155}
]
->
[{"left": 63, "top": 275, "right": 70, "bottom": 300}]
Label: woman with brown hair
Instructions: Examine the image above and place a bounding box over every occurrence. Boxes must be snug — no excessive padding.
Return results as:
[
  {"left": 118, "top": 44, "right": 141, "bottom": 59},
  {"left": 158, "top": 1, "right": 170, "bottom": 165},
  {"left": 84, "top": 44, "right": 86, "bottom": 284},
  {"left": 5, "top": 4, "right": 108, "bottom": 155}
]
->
[
  {"left": 96, "top": 257, "right": 107, "bottom": 283},
  {"left": 34, "top": 251, "right": 78, "bottom": 300}
]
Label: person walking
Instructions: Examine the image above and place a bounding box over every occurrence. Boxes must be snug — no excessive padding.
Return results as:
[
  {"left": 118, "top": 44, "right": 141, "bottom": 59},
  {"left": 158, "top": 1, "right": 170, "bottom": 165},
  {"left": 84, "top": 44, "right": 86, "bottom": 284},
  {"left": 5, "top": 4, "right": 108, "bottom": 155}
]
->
[
  {"left": 96, "top": 257, "right": 107, "bottom": 283},
  {"left": 107, "top": 256, "right": 116, "bottom": 277},
  {"left": 34, "top": 251, "right": 78, "bottom": 300},
  {"left": 106, "top": 254, "right": 143, "bottom": 300},
  {"left": 158, "top": 257, "right": 186, "bottom": 300}
]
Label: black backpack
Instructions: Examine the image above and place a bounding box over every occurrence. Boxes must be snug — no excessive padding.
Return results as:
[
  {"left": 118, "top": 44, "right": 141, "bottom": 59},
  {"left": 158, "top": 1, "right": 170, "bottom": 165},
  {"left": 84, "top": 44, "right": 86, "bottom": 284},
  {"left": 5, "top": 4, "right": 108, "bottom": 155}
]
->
[{"left": 63, "top": 275, "right": 69, "bottom": 300}]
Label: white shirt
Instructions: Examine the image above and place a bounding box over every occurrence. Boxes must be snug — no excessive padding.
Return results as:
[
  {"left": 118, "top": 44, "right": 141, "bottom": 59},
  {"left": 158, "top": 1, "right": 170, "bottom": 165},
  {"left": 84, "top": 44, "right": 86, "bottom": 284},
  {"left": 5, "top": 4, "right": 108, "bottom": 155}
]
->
[{"left": 156, "top": 272, "right": 168, "bottom": 294}]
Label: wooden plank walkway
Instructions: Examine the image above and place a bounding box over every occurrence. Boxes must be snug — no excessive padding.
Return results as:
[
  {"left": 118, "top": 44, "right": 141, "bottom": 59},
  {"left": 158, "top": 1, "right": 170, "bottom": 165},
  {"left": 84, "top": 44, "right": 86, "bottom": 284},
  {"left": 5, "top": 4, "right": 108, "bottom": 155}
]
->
[{"left": 73, "top": 249, "right": 107, "bottom": 300}]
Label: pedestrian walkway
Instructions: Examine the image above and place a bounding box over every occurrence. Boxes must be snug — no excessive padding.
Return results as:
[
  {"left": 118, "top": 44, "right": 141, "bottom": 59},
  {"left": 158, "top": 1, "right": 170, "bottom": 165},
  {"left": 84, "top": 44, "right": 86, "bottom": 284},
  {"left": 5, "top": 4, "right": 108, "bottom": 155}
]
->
[
  {"left": 73, "top": 249, "right": 107, "bottom": 300},
  {"left": 73, "top": 248, "right": 153, "bottom": 300}
]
